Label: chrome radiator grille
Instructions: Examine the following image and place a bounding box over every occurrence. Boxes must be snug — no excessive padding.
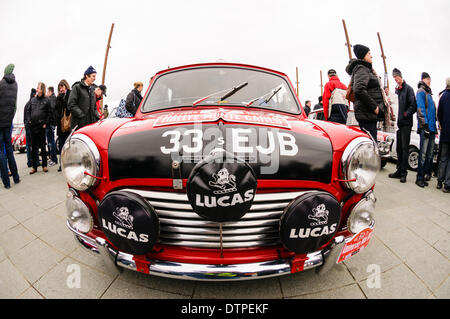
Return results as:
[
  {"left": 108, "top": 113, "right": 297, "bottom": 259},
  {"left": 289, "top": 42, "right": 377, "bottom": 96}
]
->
[{"left": 123, "top": 189, "right": 306, "bottom": 249}]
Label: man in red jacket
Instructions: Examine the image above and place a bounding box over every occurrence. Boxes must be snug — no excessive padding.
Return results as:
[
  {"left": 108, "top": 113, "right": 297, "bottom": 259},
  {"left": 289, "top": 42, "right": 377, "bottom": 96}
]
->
[{"left": 322, "top": 69, "right": 349, "bottom": 124}]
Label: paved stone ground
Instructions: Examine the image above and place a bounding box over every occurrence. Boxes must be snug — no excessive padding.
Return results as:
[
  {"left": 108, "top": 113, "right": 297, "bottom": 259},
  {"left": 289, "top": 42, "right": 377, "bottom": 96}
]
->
[{"left": 0, "top": 152, "right": 449, "bottom": 299}]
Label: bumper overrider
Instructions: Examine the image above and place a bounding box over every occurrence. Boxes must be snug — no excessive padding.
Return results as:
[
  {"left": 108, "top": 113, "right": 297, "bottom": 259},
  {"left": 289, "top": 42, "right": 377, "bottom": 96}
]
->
[{"left": 65, "top": 189, "right": 376, "bottom": 281}]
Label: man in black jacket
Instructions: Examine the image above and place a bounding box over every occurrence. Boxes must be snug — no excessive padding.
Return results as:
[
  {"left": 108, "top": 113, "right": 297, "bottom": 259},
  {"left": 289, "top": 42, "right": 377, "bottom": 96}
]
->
[
  {"left": 28, "top": 82, "right": 51, "bottom": 174},
  {"left": 0, "top": 63, "right": 20, "bottom": 188},
  {"left": 388, "top": 68, "right": 417, "bottom": 183},
  {"left": 46, "top": 86, "right": 58, "bottom": 165},
  {"left": 23, "top": 88, "right": 36, "bottom": 168},
  {"left": 68, "top": 66, "right": 99, "bottom": 130}
]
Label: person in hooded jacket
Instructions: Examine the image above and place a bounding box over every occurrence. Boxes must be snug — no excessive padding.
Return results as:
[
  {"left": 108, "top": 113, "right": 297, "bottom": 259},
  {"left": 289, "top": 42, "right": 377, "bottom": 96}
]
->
[
  {"left": 23, "top": 88, "right": 36, "bottom": 168},
  {"left": 345, "top": 44, "right": 387, "bottom": 140},
  {"left": 27, "top": 82, "right": 51, "bottom": 174},
  {"left": 125, "top": 82, "right": 144, "bottom": 116},
  {"left": 322, "top": 69, "right": 348, "bottom": 124},
  {"left": 415, "top": 72, "right": 437, "bottom": 188},
  {"left": 68, "top": 66, "right": 99, "bottom": 130},
  {"left": 437, "top": 78, "right": 450, "bottom": 192},
  {"left": 0, "top": 64, "right": 20, "bottom": 188}
]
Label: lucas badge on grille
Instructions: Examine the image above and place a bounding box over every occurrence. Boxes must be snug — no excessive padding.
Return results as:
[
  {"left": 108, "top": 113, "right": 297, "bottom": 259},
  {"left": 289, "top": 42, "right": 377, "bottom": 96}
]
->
[{"left": 121, "top": 189, "right": 308, "bottom": 249}]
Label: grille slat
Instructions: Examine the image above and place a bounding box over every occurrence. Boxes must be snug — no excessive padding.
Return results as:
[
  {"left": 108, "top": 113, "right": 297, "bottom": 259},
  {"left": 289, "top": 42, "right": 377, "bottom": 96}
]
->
[{"left": 122, "top": 189, "right": 306, "bottom": 248}]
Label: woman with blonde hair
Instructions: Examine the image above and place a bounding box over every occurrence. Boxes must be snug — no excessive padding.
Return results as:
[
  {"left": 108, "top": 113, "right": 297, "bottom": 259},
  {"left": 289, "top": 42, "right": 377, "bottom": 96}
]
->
[{"left": 125, "top": 81, "right": 144, "bottom": 116}]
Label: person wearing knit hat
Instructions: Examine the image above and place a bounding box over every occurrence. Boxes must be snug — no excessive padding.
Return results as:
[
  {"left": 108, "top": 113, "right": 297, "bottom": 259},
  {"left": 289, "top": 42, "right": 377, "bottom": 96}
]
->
[
  {"left": 345, "top": 44, "right": 386, "bottom": 141},
  {"left": 353, "top": 44, "right": 370, "bottom": 60},
  {"left": 415, "top": 71, "right": 437, "bottom": 187},
  {"left": 421, "top": 72, "right": 430, "bottom": 80},
  {"left": 388, "top": 67, "right": 417, "bottom": 183},
  {"left": 392, "top": 68, "right": 402, "bottom": 78},
  {"left": 0, "top": 63, "right": 20, "bottom": 188},
  {"left": 4, "top": 64, "right": 14, "bottom": 75},
  {"left": 67, "top": 65, "right": 99, "bottom": 130}
]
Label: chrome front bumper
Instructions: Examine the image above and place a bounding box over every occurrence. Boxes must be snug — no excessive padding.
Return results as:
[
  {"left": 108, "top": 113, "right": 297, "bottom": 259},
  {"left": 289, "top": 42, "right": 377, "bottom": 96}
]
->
[{"left": 67, "top": 221, "right": 346, "bottom": 281}]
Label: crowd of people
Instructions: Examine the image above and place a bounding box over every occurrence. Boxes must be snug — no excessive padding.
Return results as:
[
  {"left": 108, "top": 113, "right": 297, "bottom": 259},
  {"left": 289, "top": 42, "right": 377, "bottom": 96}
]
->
[
  {"left": 0, "top": 64, "right": 141, "bottom": 189},
  {"left": 304, "top": 44, "right": 450, "bottom": 192},
  {"left": 0, "top": 53, "right": 449, "bottom": 192}
]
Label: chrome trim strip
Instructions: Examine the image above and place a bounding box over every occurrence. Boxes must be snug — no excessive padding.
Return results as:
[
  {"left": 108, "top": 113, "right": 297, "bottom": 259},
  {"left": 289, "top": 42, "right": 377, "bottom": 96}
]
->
[
  {"left": 157, "top": 239, "right": 280, "bottom": 248},
  {"left": 155, "top": 209, "right": 284, "bottom": 220},
  {"left": 158, "top": 217, "right": 279, "bottom": 228},
  {"left": 160, "top": 225, "right": 276, "bottom": 235},
  {"left": 122, "top": 189, "right": 307, "bottom": 203}
]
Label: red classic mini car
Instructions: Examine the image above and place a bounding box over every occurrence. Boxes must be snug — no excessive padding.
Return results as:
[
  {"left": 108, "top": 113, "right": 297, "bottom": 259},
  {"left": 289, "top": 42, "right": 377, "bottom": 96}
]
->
[{"left": 62, "top": 63, "right": 379, "bottom": 280}]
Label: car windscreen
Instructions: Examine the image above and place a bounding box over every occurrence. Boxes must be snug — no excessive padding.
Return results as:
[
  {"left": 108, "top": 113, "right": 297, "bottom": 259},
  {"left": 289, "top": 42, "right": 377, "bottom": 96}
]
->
[{"left": 141, "top": 67, "right": 300, "bottom": 114}]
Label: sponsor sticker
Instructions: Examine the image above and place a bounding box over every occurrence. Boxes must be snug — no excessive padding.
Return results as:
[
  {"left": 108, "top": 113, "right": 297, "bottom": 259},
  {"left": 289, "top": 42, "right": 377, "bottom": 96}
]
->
[
  {"left": 153, "top": 109, "right": 291, "bottom": 129},
  {"left": 337, "top": 227, "right": 373, "bottom": 263}
]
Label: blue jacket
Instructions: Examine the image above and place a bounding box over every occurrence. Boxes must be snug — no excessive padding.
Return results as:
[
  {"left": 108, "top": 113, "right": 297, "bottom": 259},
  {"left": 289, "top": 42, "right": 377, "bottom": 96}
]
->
[
  {"left": 437, "top": 89, "right": 450, "bottom": 143},
  {"left": 416, "top": 82, "right": 437, "bottom": 133}
]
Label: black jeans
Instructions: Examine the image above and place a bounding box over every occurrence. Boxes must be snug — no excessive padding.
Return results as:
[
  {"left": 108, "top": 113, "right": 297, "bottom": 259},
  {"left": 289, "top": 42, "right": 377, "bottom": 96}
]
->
[
  {"left": 396, "top": 126, "right": 412, "bottom": 177},
  {"left": 358, "top": 121, "right": 378, "bottom": 141},
  {"left": 31, "top": 127, "right": 47, "bottom": 169}
]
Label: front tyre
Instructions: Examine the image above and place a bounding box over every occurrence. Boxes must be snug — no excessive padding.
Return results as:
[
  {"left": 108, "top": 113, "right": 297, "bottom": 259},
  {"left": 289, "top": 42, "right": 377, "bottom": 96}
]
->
[{"left": 408, "top": 147, "right": 419, "bottom": 171}]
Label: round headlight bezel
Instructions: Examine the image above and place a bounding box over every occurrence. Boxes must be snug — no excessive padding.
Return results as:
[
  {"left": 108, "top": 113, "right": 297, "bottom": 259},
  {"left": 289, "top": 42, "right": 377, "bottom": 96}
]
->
[
  {"left": 341, "top": 137, "right": 380, "bottom": 194},
  {"left": 61, "top": 134, "right": 101, "bottom": 191},
  {"left": 347, "top": 192, "right": 376, "bottom": 234},
  {"left": 66, "top": 189, "right": 93, "bottom": 234}
]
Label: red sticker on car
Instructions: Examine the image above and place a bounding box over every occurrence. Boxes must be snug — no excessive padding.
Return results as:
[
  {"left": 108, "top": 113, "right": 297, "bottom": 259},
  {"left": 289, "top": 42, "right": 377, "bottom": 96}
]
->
[
  {"left": 337, "top": 228, "right": 373, "bottom": 263},
  {"left": 153, "top": 109, "right": 290, "bottom": 129}
]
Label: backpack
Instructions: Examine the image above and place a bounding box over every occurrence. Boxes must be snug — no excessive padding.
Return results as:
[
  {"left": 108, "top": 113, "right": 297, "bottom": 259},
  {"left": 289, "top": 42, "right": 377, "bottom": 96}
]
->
[
  {"left": 115, "top": 99, "right": 133, "bottom": 118},
  {"left": 329, "top": 88, "right": 349, "bottom": 119}
]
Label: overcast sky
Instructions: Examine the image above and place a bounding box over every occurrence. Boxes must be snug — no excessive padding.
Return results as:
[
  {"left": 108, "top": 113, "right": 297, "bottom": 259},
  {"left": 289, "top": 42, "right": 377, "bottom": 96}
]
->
[{"left": 1, "top": 0, "right": 449, "bottom": 124}]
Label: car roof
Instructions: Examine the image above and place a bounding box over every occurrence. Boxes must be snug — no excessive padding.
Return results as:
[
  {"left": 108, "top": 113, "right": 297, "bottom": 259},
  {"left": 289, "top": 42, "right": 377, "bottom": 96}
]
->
[{"left": 153, "top": 62, "right": 288, "bottom": 78}]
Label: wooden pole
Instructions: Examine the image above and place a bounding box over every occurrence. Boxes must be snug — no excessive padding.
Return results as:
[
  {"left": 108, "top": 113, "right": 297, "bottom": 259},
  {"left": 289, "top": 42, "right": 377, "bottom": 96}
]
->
[
  {"left": 342, "top": 19, "right": 352, "bottom": 60},
  {"left": 377, "top": 32, "right": 389, "bottom": 90},
  {"left": 102, "top": 23, "right": 115, "bottom": 85},
  {"left": 296, "top": 67, "right": 299, "bottom": 97},
  {"left": 320, "top": 70, "right": 323, "bottom": 96},
  {"left": 377, "top": 32, "right": 391, "bottom": 131}
]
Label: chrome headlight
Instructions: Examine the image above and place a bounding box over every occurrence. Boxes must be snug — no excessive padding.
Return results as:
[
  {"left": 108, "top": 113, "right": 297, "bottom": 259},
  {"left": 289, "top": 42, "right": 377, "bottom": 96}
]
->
[
  {"left": 61, "top": 134, "right": 100, "bottom": 191},
  {"left": 341, "top": 137, "right": 380, "bottom": 193},
  {"left": 66, "top": 189, "right": 93, "bottom": 233},
  {"left": 347, "top": 191, "right": 376, "bottom": 234}
]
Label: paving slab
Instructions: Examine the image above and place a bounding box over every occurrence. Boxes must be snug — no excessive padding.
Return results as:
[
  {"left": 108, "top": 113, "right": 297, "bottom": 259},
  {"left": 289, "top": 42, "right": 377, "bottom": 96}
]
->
[
  {"left": 359, "top": 264, "right": 432, "bottom": 299},
  {"left": 193, "top": 277, "right": 282, "bottom": 299},
  {"left": 101, "top": 279, "right": 187, "bottom": 299},
  {"left": 0, "top": 224, "right": 36, "bottom": 256},
  {"left": 279, "top": 263, "right": 355, "bottom": 298},
  {"left": 0, "top": 259, "right": 30, "bottom": 298},
  {"left": 0, "top": 214, "right": 19, "bottom": 234},
  {"left": 34, "top": 257, "right": 116, "bottom": 299},
  {"left": 287, "top": 283, "right": 366, "bottom": 299},
  {"left": 9, "top": 238, "right": 65, "bottom": 284},
  {"left": 343, "top": 235, "right": 402, "bottom": 282}
]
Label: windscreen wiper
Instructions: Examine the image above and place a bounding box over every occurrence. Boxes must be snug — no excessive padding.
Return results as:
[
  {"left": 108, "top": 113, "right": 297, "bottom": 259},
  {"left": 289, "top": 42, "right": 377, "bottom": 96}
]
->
[
  {"left": 192, "top": 82, "right": 248, "bottom": 107},
  {"left": 245, "top": 85, "right": 282, "bottom": 107}
]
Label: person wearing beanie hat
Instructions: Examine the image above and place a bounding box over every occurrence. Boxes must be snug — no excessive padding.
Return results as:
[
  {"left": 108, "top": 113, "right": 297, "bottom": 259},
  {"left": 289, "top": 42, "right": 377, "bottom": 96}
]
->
[
  {"left": 345, "top": 44, "right": 387, "bottom": 140},
  {"left": 67, "top": 66, "right": 99, "bottom": 130},
  {"left": 388, "top": 68, "right": 417, "bottom": 183},
  {"left": 421, "top": 72, "right": 430, "bottom": 80},
  {"left": 353, "top": 44, "right": 370, "bottom": 60},
  {"left": 415, "top": 72, "right": 437, "bottom": 187},
  {"left": 4, "top": 64, "right": 14, "bottom": 76},
  {"left": 392, "top": 68, "right": 402, "bottom": 78},
  {"left": 0, "top": 63, "right": 20, "bottom": 188},
  {"left": 322, "top": 69, "right": 349, "bottom": 123}
]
